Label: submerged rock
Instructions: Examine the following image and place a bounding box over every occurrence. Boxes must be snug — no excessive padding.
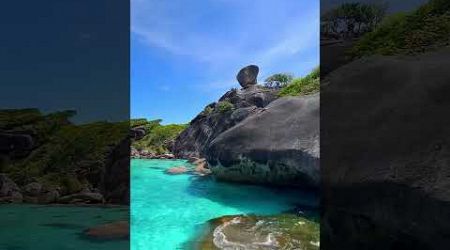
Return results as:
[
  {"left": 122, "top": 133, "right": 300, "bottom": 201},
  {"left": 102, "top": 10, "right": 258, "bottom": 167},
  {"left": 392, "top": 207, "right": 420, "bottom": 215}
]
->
[
  {"left": 206, "top": 94, "right": 319, "bottom": 187},
  {"left": 84, "top": 220, "right": 129, "bottom": 240},
  {"left": 165, "top": 166, "right": 188, "bottom": 175},
  {"left": 196, "top": 214, "right": 319, "bottom": 250},
  {"left": 58, "top": 191, "right": 104, "bottom": 204},
  {"left": 38, "top": 190, "right": 60, "bottom": 204},
  {"left": 193, "top": 159, "right": 212, "bottom": 176}
]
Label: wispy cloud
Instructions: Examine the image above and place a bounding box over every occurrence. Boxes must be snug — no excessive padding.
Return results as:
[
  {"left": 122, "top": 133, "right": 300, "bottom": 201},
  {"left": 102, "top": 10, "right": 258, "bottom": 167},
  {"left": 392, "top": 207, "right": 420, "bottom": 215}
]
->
[{"left": 132, "top": 0, "right": 319, "bottom": 91}]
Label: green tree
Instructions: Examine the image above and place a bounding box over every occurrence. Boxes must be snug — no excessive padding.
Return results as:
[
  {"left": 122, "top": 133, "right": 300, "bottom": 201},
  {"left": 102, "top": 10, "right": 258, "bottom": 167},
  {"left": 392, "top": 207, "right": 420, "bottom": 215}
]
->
[
  {"left": 264, "top": 73, "right": 294, "bottom": 88},
  {"left": 321, "top": 2, "right": 388, "bottom": 38}
]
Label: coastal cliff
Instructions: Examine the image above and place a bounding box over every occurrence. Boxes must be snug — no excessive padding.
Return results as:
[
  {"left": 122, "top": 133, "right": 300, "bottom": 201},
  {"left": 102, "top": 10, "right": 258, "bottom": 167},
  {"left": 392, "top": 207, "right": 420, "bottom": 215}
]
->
[{"left": 0, "top": 109, "right": 130, "bottom": 204}]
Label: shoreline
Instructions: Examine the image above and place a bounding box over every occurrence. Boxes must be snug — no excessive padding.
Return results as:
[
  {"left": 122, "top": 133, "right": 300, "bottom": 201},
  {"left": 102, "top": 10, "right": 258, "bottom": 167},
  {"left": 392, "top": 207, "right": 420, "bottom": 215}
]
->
[{"left": 1, "top": 201, "right": 129, "bottom": 207}]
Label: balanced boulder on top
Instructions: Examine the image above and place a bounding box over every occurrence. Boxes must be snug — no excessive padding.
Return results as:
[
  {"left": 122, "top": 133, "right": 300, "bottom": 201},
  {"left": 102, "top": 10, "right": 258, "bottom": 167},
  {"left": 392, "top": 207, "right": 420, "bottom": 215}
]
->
[{"left": 237, "top": 65, "right": 259, "bottom": 88}]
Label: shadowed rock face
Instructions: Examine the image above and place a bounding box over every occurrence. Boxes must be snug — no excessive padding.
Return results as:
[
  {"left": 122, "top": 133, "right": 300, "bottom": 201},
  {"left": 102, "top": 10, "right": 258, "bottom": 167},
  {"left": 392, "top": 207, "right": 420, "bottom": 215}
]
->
[
  {"left": 321, "top": 48, "right": 450, "bottom": 249},
  {"left": 130, "top": 127, "right": 146, "bottom": 140},
  {"left": 236, "top": 65, "right": 259, "bottom": 88},
  {"left": 0, "top": 133, "right": 34, "bottom": 158},
  {"left": 206, "top": 94, "right": 319, "bottom": 187}
]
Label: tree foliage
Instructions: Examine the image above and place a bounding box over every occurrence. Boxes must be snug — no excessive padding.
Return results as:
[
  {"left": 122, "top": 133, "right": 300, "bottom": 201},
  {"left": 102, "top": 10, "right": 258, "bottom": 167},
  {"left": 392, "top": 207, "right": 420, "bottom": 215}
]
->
[
  {"left": 321, "top": 2, "right": 388, "bottom": 39},
  {"left": 131, "top": 119, "right": 187, "bottom": 154},
  {"left": 264, "top": 73, "right": 294, "bottom": 88},
  {"left": 1, "top": 109, "right": 128, "bottom": 193}
]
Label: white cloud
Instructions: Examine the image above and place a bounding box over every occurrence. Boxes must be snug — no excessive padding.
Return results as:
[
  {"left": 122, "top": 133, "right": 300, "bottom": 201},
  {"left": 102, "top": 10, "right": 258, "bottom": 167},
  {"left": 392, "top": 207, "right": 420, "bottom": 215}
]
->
[{"left": 132, "top": 0, "right": 319, "bottom": 91}]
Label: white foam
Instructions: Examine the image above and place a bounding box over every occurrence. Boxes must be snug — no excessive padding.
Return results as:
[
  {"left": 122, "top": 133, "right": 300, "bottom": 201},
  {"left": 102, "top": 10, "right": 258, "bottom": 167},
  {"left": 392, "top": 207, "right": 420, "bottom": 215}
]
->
[{"left": 212, "top": 217, "right": 279, "bottom": 250}]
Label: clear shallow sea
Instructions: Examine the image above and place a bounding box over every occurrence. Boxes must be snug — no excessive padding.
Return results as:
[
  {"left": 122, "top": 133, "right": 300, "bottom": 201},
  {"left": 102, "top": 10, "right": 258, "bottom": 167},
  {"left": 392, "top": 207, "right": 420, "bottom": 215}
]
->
[
  {"left": 0, "top": 204, "right": 129, "bottom": 250},
  {"left": 131, "top": 159, "right": 317, "bottom": 250}
]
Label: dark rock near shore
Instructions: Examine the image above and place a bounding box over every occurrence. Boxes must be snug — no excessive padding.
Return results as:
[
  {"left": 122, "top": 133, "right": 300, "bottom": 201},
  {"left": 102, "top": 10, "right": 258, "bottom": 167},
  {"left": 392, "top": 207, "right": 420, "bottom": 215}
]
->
[
  {"left": 59, "top": 191, "right": 104, "bottom": 204},
  {"left": 39, "top": 190, "right": 60, "bottom": 203},
  {"left": 23, "top": 182, "right": 42, "bottom": 196},
  {"left": 0, "top": 174, "right": 23, "bottom": 203},
  {"left": 102, "top": 138, "right": 130, "bottom": 204},
  {"left": 206, "top": 94, "right": 319, "bottom": 187}
]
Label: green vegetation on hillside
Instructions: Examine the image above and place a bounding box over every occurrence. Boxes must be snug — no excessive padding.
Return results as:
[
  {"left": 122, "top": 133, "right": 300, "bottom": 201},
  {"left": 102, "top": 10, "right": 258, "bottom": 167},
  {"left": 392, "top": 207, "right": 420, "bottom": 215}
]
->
[
  {"left": 131, "top": 118, "right": 187, "bottom": 154},
  {"left": 322, "top": 2, "right": 387, "bottom": 38},
  {"left": 1, "top": 109, "right": 128, "bottom": 194},
  {"left": 278, "top": 67, "right": 320, "bottom": 97},
  {"left": 216, "top": 101, "right": 235, "bottom": 113},
  {"left": 0, "top": 109, "right": 75, "bottom": 146},
  {"left": 351, "top": 0, "right": 450, "bottom": 57}
]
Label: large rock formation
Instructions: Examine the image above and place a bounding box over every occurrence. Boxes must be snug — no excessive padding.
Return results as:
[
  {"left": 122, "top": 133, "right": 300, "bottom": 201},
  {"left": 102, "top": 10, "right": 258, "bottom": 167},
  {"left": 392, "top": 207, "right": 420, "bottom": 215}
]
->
[
  {"left": 321, "top": 48, "right": 450, "bottom": 249},
  {"left": 206, "top": 94, "right": 319, "bottom": 187},
  {"left": 173, "top": 65, "right": 319, "bottom": 188},
  {"left": 102, "top": 137, "right": 130, "bottom": 204},
  {"left": 172, "top": 67, "right": 278, "bottom": 158},
  {"left": 0, "top": 133, "right": 34, "bottom": 158}
]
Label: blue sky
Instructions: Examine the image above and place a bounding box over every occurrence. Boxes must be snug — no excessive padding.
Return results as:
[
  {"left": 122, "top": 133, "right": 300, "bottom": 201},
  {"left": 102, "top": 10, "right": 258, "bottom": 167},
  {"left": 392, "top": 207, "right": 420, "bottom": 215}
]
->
[{"left": 131, "top": 0, "right": 319, "bottom": 124}]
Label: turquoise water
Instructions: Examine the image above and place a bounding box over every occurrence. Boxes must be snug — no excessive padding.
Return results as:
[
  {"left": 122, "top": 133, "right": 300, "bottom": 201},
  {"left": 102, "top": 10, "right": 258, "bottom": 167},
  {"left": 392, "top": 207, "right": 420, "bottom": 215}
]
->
[
  {"left": 131, "top": 159, "right": 317, "bottom": 250},
  {"left": 0, "top": 204, "right": 128, "bottom": 250}
]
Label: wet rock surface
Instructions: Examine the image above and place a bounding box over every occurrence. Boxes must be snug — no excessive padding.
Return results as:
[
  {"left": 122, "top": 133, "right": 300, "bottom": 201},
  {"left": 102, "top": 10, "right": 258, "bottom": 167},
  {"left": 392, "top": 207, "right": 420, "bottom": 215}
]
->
[{"left": 196, "top": 214, "right": 319, "bottom": 250}]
